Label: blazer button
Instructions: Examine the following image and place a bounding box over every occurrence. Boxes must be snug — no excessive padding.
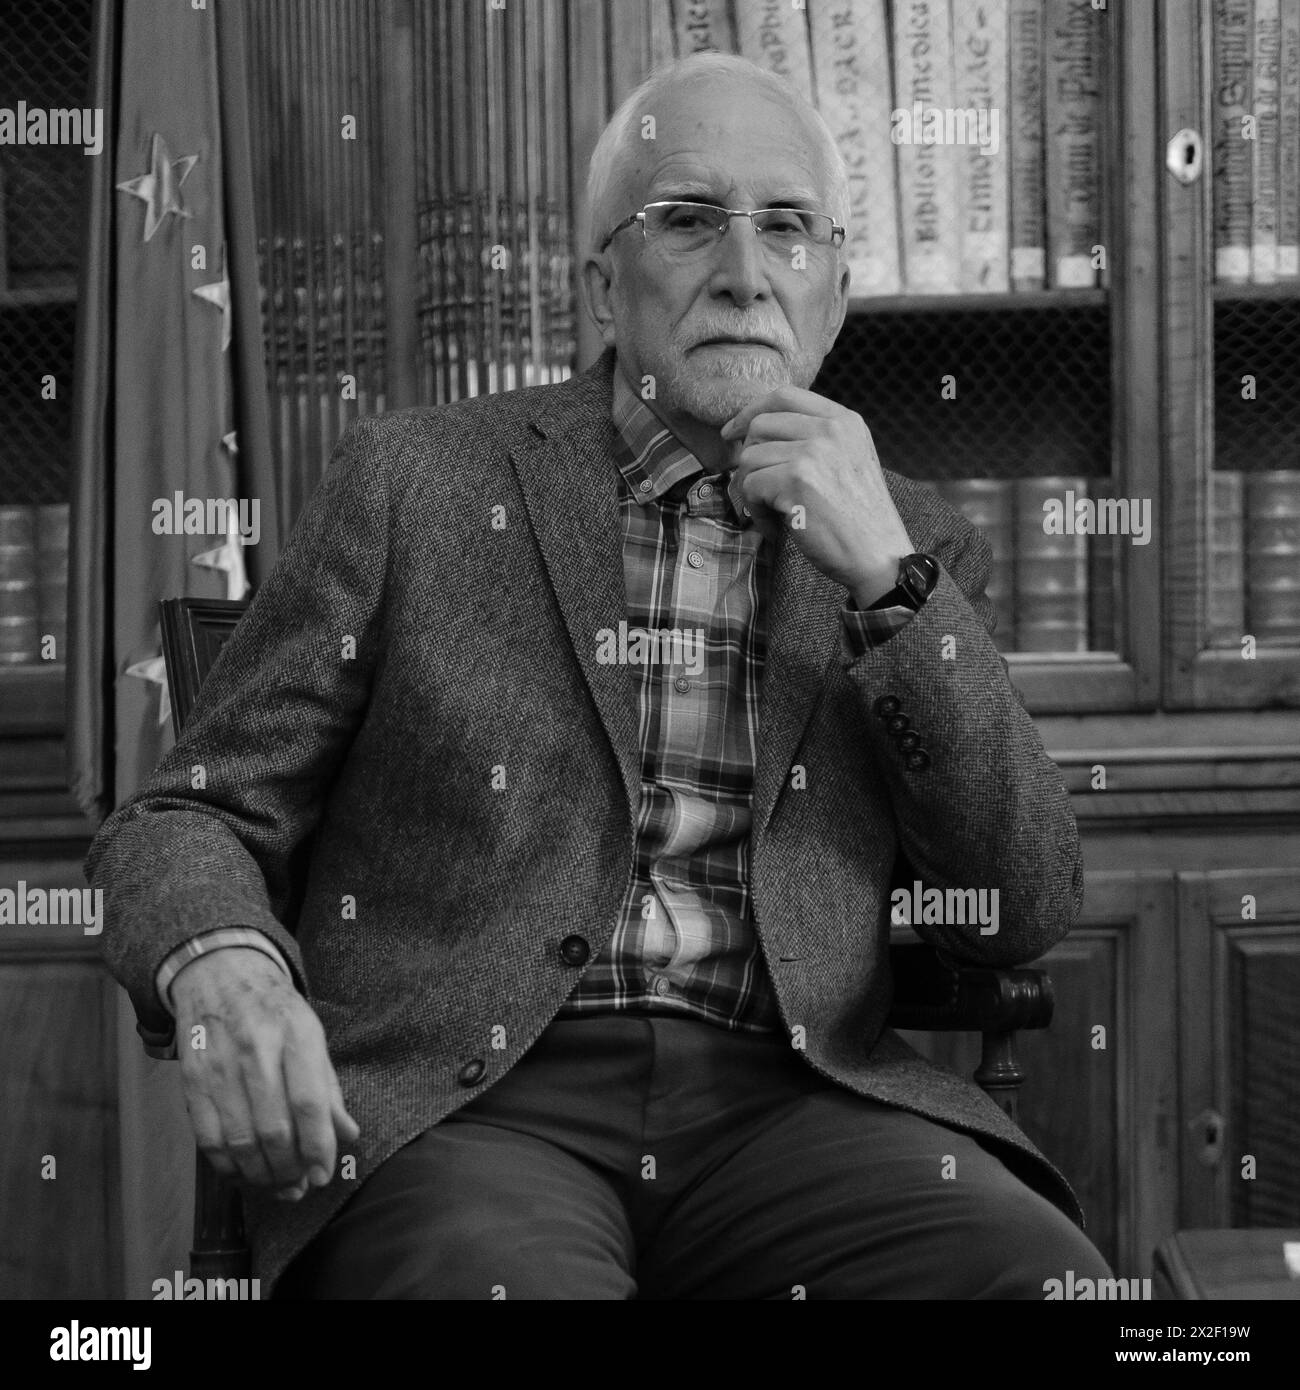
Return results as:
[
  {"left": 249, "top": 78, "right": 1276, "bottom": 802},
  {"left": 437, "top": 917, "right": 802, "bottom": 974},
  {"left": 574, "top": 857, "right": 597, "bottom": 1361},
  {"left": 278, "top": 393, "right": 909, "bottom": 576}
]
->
[
  {"left": 457, "top": 1059, "right": 487, "bottom": 1086},
  {"left": 874, "top": 695, "right": 902, "bottom": 718},
  {"left": 897, "top": 730, "right": 921, "bottom": 752},
  {"left": 559, "top": 934, "right": 590, "bottom": 966},
  {"left": 885, "top": 713, "right": 910, "bottom": 736},
  {"left": 905, "top": 749, "right": 931, "bottom": 771}
]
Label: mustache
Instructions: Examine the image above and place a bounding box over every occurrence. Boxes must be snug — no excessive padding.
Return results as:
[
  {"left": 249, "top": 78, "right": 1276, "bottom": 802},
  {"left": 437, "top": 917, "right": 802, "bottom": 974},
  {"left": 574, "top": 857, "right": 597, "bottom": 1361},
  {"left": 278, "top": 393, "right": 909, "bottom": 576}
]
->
[{"left": 684, "top": 323, "right": 795, "bottom": 352}]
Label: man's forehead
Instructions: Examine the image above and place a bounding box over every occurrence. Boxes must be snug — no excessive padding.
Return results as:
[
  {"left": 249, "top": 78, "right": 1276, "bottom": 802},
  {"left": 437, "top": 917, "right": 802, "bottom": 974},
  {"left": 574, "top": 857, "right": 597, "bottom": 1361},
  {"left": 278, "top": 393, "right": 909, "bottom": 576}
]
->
[{"left": 623, "top": 81, "right": 825, "bottom": 206}]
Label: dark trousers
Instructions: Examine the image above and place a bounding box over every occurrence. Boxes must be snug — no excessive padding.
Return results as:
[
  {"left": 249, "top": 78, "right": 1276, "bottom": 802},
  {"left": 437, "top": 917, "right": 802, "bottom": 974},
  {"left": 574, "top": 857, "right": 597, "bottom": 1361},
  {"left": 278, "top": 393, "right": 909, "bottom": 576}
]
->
[{"left": 274, "top": 1014, "right": 1112, "bottom": 1299}]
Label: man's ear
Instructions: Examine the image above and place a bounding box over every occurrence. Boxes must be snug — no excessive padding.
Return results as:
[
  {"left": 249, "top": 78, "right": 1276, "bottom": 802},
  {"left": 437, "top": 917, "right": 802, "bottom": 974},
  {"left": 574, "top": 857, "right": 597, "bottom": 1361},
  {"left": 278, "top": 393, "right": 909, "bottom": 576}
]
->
[
  {"left": 825, "top": 260, "right": 851, "bottom": 352},
  {"left": 581, "top": 253, "right": 618, "bottom": 348}
]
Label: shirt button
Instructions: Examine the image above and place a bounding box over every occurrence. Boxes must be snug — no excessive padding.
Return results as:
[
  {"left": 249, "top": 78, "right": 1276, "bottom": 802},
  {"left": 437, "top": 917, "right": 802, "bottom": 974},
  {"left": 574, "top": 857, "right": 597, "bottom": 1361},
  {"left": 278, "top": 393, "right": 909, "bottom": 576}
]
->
[
  {"left": 674, "top": 675, "right": 691, "bottom": 693},
  {"left": 652, "top": 977, "right": 671, "bottom": 997},
  {"left": 457, "top": 1059, "right": 487, "bottom": 1086},
  {"left": 638, "top": 479, "right": 653, "bottom": 493},
  {"left": 687, "top": 550, "right": 705, "bottom": 568},
  {"left": 874, "top": 695, "right": 902, "bottom": 718},
  {"left": 697, "top": 483, "right": 714, "bottom": 498}
]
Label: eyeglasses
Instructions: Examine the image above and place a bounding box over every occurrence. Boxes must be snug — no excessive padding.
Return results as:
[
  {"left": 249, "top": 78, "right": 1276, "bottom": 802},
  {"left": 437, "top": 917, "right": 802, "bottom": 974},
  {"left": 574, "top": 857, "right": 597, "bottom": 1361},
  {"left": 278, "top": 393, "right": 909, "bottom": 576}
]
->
[{"left": 600, "top": 200, "right": 846, "bottom": 255}]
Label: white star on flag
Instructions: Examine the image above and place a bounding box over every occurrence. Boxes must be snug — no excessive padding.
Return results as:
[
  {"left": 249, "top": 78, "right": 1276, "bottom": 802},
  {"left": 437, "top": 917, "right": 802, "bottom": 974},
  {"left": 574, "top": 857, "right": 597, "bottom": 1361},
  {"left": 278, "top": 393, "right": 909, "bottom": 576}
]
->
[
  {"left": 193, "top": 246, "right": 232, "bottom": 352},
  {"left": 192, "top": 505, "right": 250, "bottom": 600},
  {"left": 124, "top": 653, "right": 172, "bottom": 729},
  {"left": 115, "top": 133, "right": 198, "bottom": 243}
]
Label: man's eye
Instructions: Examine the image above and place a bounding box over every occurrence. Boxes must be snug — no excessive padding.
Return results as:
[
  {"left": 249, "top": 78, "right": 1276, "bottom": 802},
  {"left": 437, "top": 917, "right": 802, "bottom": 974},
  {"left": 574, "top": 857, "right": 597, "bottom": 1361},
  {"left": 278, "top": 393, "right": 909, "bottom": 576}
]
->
[
  {"left": 763, "top": 211, "right": 807, "bottom": 235},
  {"left": 665, "top": 208, "right": 708, "bottom": 230}
]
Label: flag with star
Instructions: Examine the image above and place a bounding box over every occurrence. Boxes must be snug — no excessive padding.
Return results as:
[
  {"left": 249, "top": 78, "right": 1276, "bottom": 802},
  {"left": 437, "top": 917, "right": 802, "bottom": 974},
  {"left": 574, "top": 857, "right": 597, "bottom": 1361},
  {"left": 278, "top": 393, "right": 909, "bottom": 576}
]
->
[{"left": 67, "top": 0, "right": 280, "bottom": 1299}]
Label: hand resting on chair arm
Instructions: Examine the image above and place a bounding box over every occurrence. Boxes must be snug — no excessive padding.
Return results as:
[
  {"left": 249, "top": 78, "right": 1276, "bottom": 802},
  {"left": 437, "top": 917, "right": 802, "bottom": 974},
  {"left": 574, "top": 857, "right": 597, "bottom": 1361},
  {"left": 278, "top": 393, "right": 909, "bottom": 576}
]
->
[{"left": 169, "top": 946, "right": 360, "bottom": 1203}]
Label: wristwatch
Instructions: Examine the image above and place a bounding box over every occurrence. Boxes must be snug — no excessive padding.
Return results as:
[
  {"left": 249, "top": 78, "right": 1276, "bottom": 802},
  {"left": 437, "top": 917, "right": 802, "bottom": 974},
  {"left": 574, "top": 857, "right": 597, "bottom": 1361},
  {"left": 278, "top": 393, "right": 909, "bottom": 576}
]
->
[{"left": 870, "top": 553, "right": 940, "bottom": 612}]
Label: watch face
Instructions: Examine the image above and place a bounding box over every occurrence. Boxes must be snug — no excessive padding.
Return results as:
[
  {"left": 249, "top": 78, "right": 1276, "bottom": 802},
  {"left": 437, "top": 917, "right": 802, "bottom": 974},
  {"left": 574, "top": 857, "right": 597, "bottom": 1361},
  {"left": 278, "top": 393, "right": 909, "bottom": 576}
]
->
[{"left": 902, "top": 553, "right": 939, "bottom": 598}]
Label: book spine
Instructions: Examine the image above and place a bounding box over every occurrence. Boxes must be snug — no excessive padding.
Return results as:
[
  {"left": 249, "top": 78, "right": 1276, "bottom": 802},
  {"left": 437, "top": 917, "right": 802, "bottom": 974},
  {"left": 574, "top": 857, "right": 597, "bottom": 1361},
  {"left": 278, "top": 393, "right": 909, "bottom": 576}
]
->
[
  {"left": 1009, "top": 0, "right": 1046, "bottom": 290},
  {"left": 954, "top": 0, "right": 1010, "bottom": 292},
  {"left": 1277, "top": 0, "right": 1300, "bottom": 275},
  {"left": 891, "top": 0, "right": 962, "bottom": 293},
  {"left": 35, "top": 502, "right": 69, "bottom": 663},
  {"left": 672, "top": 0, "right": 735, "bottom": 55},
  {"left": 1015, "top": 476, "right": 1090, "bottom": 652},
  {"left": 808, "top": 0, "right": 901, "bottom": 297},
  {"left": 1252, "top": 0, "right": 1282, "bottom": 283},
  {"left": 935, "top": 478, "right": 1016, "bottom": 649},
  {"left": 650, "top": 0, "right": 676, "bottom": 67},
  {"left": 1245, "top": 470, "right": 1300, "bottom": 644},
  {"left": 1212, "top": 0, "right": 1256, "bottom": 284},
  {"left": 1209, "top": 471, "right": 1246, "bottom": 645},
  {"left": 1044, "top": 0, "right": 1102, "bottom": 289},
  {"left": 735, "top": 0, "right": 815, "bottom": 104},
  {"left": 0, "top": 505, "right": 40, "bottom": 664}
]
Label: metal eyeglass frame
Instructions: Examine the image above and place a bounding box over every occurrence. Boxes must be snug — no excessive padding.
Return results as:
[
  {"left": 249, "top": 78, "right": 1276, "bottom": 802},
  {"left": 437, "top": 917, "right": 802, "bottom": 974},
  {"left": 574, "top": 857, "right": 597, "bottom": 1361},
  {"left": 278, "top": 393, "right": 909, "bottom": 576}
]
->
[{"left": 599, "top": 200, "right": 847, "bottom": 254}]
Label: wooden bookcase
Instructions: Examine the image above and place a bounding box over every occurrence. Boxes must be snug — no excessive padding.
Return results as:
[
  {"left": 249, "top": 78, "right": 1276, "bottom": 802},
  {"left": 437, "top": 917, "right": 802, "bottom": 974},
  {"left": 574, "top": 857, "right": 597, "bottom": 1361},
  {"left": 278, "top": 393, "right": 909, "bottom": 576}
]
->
[{"left": 566, "top": 0, "right": 1300, "bottom": 1281}]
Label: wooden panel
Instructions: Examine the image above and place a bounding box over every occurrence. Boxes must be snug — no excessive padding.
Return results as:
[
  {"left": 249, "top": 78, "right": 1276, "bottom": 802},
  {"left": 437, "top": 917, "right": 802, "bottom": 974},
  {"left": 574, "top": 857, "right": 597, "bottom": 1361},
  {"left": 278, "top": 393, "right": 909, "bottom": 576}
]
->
[
  {"left": 899, "top": 872, "right": 1178, "bottom": 1278},
  {"left": 0, "top": 958, "right": 119, "bottom": 1298},
  {"left": 1179, "top": 869, "right": 1300, "bottom": 1228}
]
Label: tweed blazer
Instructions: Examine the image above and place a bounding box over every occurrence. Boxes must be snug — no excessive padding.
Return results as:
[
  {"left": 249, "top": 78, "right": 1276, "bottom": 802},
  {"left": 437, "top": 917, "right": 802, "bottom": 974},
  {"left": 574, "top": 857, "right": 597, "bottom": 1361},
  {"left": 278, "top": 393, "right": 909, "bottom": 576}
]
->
[{"left": 86, "top": 347, "right": 1087, "bottom": 1291}]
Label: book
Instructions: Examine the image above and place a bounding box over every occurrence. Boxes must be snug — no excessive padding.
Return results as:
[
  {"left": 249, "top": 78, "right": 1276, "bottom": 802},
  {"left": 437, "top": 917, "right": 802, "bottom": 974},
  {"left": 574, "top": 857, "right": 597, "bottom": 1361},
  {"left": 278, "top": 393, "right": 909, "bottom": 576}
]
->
[
  {"left": 1014, "top": 476, "right": 1089, "bottom": 652},
  {"left": 1245, "top": 470, "right": 1300, "bottom": 644},
  {"left": 1044, "top": 0, "right": 1102, "bottom": 289},
  {"left": 35, "top": 502, "right": 68, "bottom": 663},
  {"left": 1009, "top": 0, "right": 1047, "bottom": 290},
  {"left": 954, "top": 0, "right": 1010, "bottom": 292},
  {"left": 735, "top": 0, "right": 815, "bottom": 105},
  {"left": 1212, "top": 0, "right": 1256, "bottom": 284},
  {"left": 672, "top": 0, "right": 735, "bottom": 55},
  {"left": 1252, "top": 0, "right": 1282, "bottom": 283},
  {"left": 1277, "top": 0, "right": 1300, "bottom": 276},
  {"left": 934, "top": 478, "right": 1016, "bottom": 649},
  {"left": 650, "top": 0, "right": 675, "bottom": 69},
  {"left": 1208, "top": 471, "right": 1246, "bottom": 646},
  {"left": 0, "top": 504, "right": 40, "bottom": 664},
  {"left": 808, "top": 0, "right": 901, "bottom": 297},
  {"left": 891, "top": 0, "right": 962, "bottom": 293},
  {"left": 1087, "top": 476, "right": 1116, "bottom": 651}
]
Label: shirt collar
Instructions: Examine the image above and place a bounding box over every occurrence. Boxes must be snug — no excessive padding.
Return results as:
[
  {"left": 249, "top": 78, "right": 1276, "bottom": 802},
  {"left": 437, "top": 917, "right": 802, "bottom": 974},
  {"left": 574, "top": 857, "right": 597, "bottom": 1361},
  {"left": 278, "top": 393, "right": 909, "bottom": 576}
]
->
[{"left": 611, "top": 364, "right": 751, "bottom": 524}]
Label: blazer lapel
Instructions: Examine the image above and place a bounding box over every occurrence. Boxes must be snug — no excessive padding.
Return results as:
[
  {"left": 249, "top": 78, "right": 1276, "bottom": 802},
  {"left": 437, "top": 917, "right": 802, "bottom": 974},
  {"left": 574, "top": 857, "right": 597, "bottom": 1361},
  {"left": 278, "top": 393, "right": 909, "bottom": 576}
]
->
[
  {"left": 507, "top": 355, "right": 642, "bottom": 823},
  {"left": 751, "top": 527, "right": 847, "bottom": 842}
]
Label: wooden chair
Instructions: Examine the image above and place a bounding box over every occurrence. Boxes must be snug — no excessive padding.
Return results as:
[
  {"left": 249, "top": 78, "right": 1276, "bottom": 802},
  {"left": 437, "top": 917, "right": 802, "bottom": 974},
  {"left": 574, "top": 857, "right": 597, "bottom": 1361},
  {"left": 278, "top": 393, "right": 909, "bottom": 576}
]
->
[{"left": 156, "top": 594, "right": 1054, "bottom": 1282}]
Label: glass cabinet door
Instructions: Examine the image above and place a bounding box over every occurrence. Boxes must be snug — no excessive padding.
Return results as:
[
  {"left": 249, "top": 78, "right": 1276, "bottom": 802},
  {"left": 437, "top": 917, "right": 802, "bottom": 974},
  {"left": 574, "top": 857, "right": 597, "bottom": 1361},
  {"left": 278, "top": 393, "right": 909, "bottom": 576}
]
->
[{"left": 1166, "top": 0, "right": 1300, "bottom": 709}]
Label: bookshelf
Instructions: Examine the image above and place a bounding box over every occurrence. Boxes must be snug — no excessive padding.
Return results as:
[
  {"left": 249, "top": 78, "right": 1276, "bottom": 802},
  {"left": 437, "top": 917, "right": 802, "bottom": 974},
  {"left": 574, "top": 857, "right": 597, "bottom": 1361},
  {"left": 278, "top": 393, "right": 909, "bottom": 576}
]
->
[{"left": 567, "top": 0, "right": 1300, "bottom": 1281}]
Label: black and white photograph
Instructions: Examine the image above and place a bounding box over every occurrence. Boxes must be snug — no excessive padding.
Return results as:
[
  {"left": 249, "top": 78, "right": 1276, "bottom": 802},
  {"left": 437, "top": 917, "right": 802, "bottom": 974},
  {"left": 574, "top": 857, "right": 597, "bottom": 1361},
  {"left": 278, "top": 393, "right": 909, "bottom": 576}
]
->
[{"left": 0, "top": 0, "right": 1297, "bottom": 1357}]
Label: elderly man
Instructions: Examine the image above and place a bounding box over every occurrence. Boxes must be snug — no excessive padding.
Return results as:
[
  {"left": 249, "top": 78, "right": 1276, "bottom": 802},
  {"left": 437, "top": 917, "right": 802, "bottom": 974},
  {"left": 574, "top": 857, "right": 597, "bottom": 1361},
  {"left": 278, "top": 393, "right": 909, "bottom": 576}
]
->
[{"left": 87, "top": 52, "right": 1112, "bottom": 1299}]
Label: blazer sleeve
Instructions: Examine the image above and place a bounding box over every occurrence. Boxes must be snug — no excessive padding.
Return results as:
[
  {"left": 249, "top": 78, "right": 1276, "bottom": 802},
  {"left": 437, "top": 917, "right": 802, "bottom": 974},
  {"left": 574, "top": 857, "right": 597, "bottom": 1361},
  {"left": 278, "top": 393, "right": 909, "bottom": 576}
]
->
[
  {"left": 84, "top": 415, "right": 393, "bottom": 1041},
  {"left": 842, "top": 505, "right": 1084, "bottom": 967}
]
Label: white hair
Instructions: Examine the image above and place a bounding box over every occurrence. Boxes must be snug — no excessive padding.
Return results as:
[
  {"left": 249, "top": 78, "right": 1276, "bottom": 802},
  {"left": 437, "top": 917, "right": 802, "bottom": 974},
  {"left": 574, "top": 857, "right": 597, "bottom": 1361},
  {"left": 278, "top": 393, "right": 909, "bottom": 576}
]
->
[{"left": 583, "top": 52, "right": 851, "bottom": 259}]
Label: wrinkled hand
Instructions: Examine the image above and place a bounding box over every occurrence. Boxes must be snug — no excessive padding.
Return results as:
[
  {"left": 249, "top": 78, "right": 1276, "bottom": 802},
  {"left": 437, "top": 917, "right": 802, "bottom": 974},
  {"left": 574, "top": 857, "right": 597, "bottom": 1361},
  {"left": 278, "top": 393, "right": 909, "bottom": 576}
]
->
[
  {"left": 170, "top": 947, "right": 359, "bottom": 1202},
  {"left": 721, "top": 386, "right": 914, "bottom": 605}
]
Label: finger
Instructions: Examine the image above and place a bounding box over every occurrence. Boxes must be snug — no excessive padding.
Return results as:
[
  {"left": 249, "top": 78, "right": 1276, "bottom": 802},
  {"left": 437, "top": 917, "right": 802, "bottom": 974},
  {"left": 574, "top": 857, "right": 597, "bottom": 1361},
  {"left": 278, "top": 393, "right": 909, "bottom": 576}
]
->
[
  {"left": 187, "top": 1089, "right": 239, "bottom": 1178},
  {"left": 242, "top": 1046, "right": 307, "bottom": 1188},
  {"left": 328, "top": 1072, "right": 362, "bottom": 1144},
  {"left": 275, "top": 1177, "right": 310, "bottom": 1203},
  {"left": 281, "top": 1031, "right": 339, "bottom": 1186},
  {"left": 723, "top": 410, "right": 823, "bottom": 444},
  {"left": 722, "top": 386, "right": 835, "bottom": 438}
]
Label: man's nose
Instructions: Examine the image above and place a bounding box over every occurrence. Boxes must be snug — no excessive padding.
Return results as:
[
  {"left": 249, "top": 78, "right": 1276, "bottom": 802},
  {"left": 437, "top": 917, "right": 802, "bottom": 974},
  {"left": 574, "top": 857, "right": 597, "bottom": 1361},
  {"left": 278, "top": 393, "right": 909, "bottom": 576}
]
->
[{"left": 707, "top": 214, "right": 770, "bottom": 303}]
